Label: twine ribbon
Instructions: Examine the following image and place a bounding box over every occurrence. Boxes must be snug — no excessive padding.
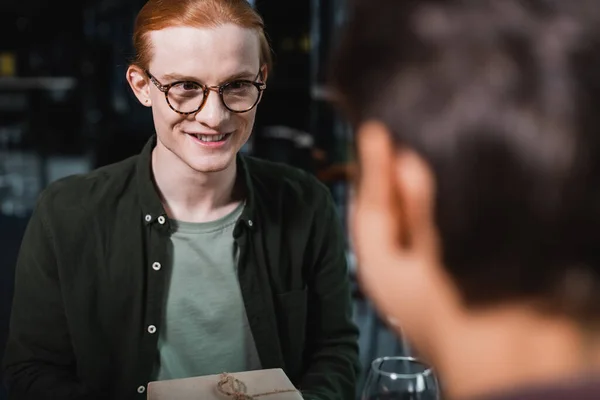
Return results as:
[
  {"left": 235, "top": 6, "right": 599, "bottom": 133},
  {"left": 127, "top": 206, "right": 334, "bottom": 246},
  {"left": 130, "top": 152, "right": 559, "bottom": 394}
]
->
[{"left": 216, "top": 373, "right": 299, "bottom": 399}]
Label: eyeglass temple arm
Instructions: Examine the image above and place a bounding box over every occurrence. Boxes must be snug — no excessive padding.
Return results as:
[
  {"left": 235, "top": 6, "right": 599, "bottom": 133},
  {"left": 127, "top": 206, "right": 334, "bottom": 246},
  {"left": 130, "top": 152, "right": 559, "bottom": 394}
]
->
[{"left": 145, "top": 70, "right": 169, "bottom": 92}]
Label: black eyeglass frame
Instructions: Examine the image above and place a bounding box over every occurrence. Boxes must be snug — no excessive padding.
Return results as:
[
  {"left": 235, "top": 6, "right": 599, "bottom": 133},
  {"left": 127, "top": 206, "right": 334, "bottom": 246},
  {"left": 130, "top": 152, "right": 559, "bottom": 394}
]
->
[{"left": 145, "top": 70, "right": 267, "bottom": 115}]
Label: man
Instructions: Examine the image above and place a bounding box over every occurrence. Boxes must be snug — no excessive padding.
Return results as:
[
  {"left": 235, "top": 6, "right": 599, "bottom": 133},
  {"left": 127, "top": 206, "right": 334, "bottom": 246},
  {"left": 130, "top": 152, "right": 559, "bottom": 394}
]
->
[
  {"left": 2, "top": 0, "right": 359, "bottom": 399},
  {"left": 330, "top": 1, "right": 600, "bottom": 400}
]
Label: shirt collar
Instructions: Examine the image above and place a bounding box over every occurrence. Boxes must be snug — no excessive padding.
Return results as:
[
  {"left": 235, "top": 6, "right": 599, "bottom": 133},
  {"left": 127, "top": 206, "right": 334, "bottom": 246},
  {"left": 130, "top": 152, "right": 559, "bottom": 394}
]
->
[{"left": 135, "top": 134, "right": 256, "bottom": 230}]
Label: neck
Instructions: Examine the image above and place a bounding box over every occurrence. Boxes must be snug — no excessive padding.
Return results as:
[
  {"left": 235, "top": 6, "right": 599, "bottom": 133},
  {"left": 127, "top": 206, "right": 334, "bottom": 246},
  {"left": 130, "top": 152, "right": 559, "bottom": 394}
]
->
[
  {"left": 436, "top": 305, "right": 600, "bottom": 400},
  {"left": 151, "top": 142, "right": 241, "bottom": 222}
]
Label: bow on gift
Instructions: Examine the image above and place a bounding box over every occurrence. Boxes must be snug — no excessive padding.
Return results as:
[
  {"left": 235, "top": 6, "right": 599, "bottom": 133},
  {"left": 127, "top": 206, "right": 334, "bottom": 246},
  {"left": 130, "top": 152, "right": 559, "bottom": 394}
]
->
[{"left": 216, "top": 373, "right": 299, "bottom": 400}]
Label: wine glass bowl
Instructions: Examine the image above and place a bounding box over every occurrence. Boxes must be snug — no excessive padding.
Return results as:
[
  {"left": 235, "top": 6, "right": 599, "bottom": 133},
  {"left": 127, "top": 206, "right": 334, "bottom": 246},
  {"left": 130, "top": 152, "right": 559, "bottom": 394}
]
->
[{"left": 362, "top": 356, "right": 440, "bottom": 400}]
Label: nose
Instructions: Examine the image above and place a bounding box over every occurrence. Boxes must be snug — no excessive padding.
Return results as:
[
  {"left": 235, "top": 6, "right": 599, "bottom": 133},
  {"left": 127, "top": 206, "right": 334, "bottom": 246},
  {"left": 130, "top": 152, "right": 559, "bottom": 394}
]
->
[{"left": 194, "top": 86, "right": 228, "bottom": 128}]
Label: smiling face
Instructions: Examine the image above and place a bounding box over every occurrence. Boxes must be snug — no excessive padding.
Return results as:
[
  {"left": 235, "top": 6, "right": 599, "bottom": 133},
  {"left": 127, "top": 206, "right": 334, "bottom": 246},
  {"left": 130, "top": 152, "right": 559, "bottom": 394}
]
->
[{"left": 127, "top": 24, "right": 266, "bottom": 173}]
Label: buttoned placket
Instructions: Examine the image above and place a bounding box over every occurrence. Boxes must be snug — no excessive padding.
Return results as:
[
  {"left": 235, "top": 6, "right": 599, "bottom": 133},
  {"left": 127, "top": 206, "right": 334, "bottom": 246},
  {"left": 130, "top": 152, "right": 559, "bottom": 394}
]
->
[{"left": 136, "top": 212, "right": 170, "bottom": 395}]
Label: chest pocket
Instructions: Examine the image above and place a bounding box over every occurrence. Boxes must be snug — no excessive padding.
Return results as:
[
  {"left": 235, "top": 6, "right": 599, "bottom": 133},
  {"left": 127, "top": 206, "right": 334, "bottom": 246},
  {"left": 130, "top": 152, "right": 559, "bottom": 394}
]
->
[{"left": 274, "top": 287, "right": 307, "bottom": 383}]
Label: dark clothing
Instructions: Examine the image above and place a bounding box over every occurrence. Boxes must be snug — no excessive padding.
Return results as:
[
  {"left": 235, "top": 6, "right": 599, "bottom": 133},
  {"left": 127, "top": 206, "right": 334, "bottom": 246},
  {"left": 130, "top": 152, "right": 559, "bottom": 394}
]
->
[
  {"left": 2, "top": 135, "right": 359, "bottom": 400},
  {"left": 467, "top": 377, "right": 600, "bottom": 400}
]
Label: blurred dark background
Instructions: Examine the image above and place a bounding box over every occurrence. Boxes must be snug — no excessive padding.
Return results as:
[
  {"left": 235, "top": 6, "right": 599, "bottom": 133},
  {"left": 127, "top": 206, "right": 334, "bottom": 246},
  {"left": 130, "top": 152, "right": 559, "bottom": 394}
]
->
[{"left": 0, "top": 1, "right": 405, "bottom": 398}]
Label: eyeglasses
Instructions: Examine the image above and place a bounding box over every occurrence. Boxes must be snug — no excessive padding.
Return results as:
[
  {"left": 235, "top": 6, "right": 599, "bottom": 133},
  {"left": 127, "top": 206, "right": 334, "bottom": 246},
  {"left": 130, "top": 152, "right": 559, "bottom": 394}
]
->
[{"left": 145, "top": 70, "right": 267, "bottom": 114}]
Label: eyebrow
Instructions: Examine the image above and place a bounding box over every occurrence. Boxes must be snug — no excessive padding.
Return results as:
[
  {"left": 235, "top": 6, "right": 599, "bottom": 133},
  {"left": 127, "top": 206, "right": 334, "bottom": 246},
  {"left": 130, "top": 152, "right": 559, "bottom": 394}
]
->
[{"left": 161, "top": 71, "right": 257, "bottom": 84}]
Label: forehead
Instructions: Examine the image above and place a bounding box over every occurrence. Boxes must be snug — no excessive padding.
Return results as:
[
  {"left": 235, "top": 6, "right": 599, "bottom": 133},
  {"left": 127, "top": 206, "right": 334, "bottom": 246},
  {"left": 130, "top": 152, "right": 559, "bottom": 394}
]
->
[{"left": 148, "top": 24, "right": 261, "bottom": 80}]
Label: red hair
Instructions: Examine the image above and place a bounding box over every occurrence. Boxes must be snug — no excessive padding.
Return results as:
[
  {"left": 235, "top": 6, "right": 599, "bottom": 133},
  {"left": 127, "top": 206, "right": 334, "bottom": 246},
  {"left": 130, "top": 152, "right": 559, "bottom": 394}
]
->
[{"left": 131, "top": 0, "right": 272, "bottom": 71}]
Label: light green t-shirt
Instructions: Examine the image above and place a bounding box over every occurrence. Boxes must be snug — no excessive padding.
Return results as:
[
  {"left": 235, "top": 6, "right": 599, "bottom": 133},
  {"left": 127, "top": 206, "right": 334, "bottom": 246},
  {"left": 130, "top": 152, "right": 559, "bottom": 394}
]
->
[{"left": 155, "top": 202, "right": 262, "bottom": 380}]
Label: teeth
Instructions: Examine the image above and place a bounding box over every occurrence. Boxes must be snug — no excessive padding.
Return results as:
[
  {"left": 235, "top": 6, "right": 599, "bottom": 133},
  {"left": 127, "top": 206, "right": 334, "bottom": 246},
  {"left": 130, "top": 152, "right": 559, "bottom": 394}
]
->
[{"left": 196, "top": 134, "right": 226, "bottom": 142}]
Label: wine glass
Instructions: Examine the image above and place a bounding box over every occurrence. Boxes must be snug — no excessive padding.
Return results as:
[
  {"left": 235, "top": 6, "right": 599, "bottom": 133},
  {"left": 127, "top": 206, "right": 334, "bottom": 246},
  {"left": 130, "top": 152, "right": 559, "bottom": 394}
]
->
[{"left": 362, "top": 356, "right": 441, "bottom": 400}]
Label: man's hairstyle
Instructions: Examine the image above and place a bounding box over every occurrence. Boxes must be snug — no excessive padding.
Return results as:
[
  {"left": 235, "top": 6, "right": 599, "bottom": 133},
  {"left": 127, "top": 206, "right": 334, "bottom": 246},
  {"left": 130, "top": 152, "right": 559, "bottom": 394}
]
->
[
  {"left": 131, "top": 0, "right": 272, "bottom": 71},
  {"left": 330, "top": 0, "right": 600, "bottom": 321}
]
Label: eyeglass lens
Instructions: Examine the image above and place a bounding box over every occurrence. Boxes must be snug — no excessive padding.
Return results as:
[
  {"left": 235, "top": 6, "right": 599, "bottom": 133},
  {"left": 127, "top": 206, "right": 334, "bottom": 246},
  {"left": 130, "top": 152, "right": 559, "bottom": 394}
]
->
[{"left": 167, "top": 81, "right": 260, "bottom": 113}]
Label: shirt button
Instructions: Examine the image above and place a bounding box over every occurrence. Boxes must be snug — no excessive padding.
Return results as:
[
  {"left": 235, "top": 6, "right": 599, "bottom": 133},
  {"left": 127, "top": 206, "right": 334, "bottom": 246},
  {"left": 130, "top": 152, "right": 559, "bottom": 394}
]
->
[
  {"left": 152, "top": 262, "right": 161, "bottom": 271},
  {"left": 248, "top": 220, "right": 253, "bottom": 227},
  {"left": 144, "top": 214, "right": 152, "bottom": 222},
  {"left": 147, "top": 325, "right": 157, "bottom": 334},
  {"left": 137, "top": 385, "right": 145, "bottom": 394},
  {"left": 158, "top": 216, "right": 166, "bottom": 224}
]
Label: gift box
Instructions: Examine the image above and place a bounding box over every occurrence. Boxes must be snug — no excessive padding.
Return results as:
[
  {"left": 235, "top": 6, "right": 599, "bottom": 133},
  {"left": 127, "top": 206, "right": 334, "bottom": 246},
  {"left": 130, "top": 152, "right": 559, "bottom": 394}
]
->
[{"left": 147, "top": 368, "right": 303, "bottom": 399}]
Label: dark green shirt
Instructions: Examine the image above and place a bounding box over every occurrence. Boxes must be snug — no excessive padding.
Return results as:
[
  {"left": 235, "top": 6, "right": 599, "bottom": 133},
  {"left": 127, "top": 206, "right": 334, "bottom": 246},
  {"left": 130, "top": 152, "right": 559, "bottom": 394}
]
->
[{"left": 2, "top": 135, "right": 360, "bottom": 400}]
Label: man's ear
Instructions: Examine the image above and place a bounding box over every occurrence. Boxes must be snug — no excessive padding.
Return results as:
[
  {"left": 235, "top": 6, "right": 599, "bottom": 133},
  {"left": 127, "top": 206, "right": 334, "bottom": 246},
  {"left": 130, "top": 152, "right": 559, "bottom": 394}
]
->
[
  {"left": 260, "top": 64, "right": 269, "bottom": 83},
  {"left": 257, "top": 64, "right": 269, "bottom": 105},
  {"left": 126, "top": 65, "right": 152, "bottom": 107}
]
